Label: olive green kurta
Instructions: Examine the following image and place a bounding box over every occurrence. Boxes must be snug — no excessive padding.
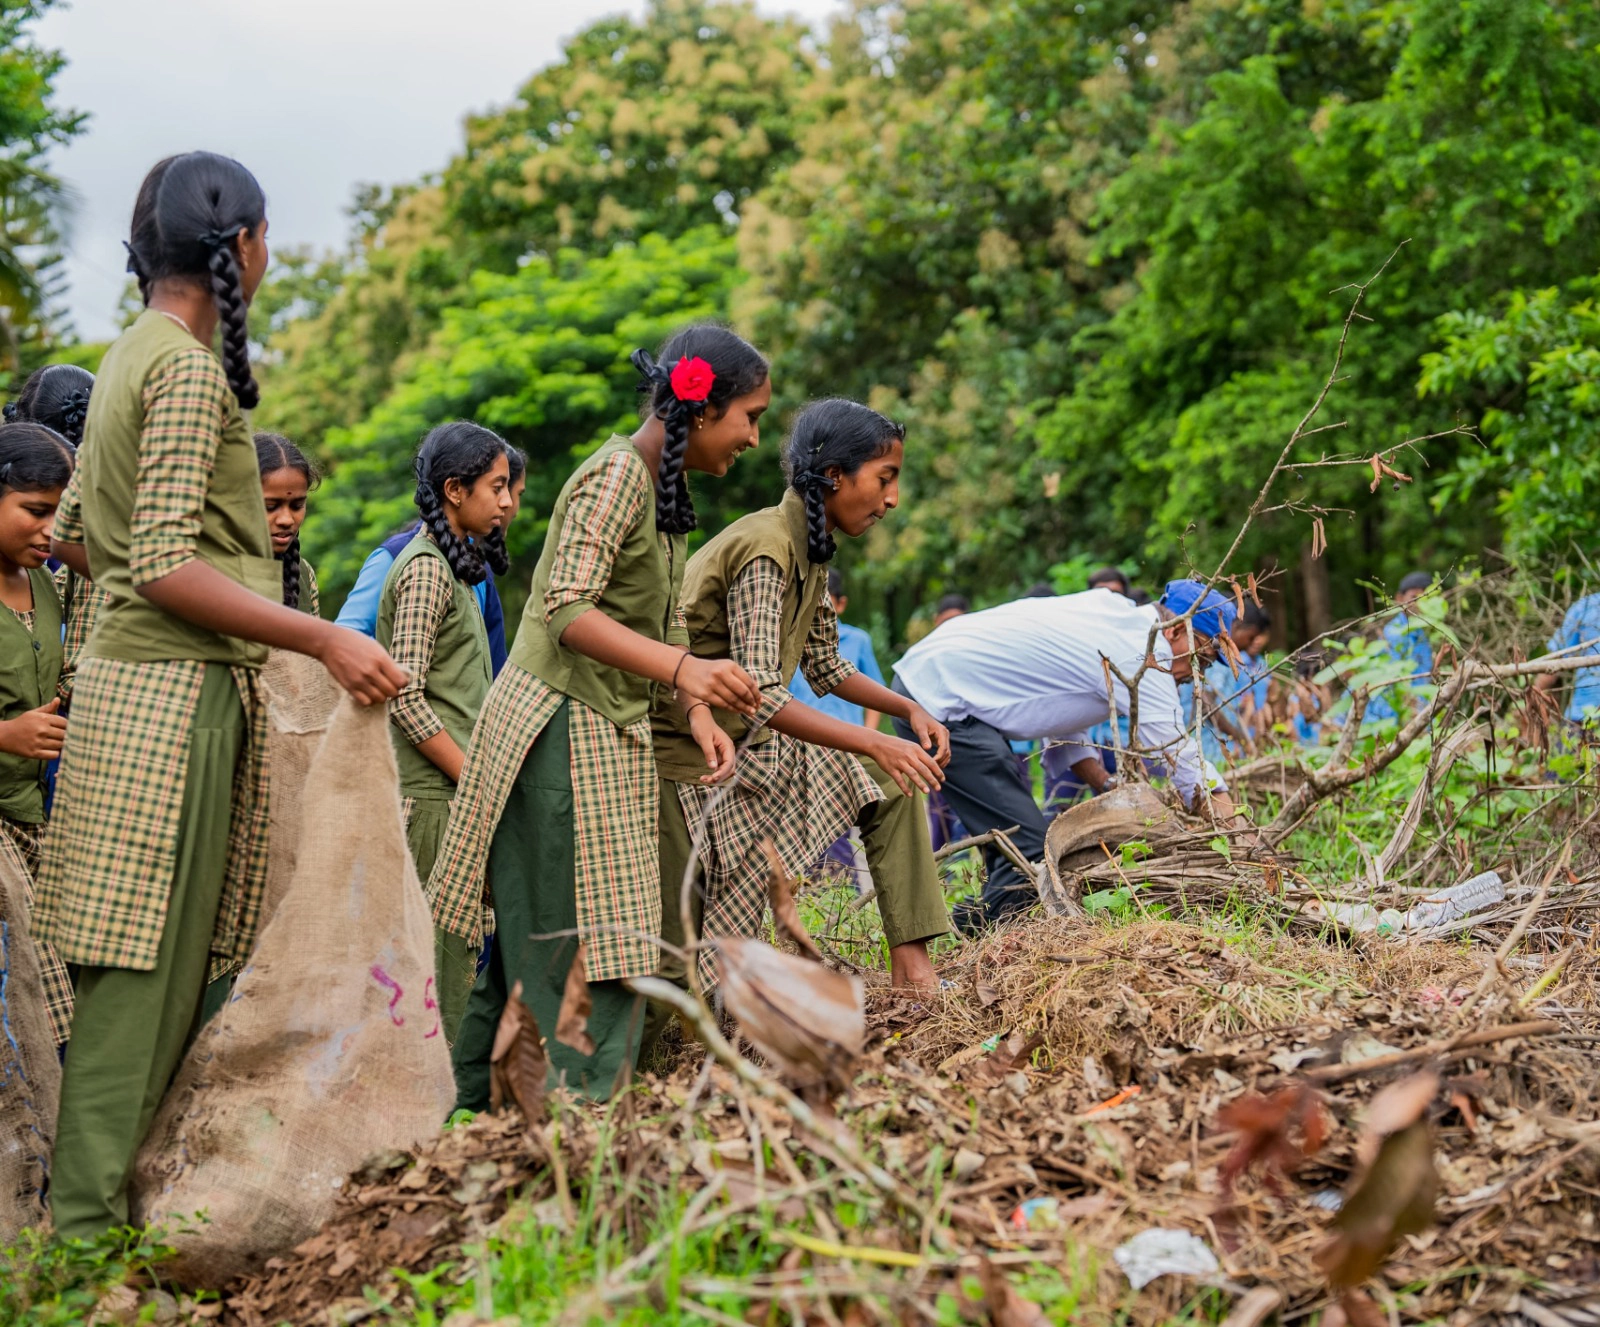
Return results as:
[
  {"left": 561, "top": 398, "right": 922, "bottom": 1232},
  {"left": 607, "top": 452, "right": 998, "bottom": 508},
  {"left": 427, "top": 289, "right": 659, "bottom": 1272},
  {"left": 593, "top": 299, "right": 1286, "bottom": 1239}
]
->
[
  {"left": 435, "top": 438, "right": 683, "bottom": 1094},
  {"left": 0, "top": 566, "right": 63, "bottom": 825},
  {"left": 652, "top": 493, "right": 950, "bottom": 985},
  {"left": 36, "top": 312, "right": 274, "bottom": 1240}
]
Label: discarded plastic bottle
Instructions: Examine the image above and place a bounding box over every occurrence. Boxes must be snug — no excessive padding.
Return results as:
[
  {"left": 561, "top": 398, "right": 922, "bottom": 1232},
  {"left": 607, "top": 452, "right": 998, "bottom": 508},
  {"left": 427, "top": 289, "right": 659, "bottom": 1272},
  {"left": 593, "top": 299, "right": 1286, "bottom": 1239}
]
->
[{"left": 1403, "top": 869, "right": 1505, "bottom": 932}]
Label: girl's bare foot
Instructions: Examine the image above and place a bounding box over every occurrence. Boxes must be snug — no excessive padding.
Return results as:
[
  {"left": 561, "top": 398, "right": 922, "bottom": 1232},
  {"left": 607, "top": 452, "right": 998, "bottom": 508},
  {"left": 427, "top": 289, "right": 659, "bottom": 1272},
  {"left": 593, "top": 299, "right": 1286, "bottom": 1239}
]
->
[{"left": 889, "top": 940, "right": 939, "bottom": 996}]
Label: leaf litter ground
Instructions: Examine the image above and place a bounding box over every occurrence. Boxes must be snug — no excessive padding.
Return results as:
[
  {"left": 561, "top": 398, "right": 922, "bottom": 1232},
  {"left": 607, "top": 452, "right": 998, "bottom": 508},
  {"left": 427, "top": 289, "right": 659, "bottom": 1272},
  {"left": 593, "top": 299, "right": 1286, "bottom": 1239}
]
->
[{"left": 212, "top": 913, "right": 1600, "bottom": 1327}]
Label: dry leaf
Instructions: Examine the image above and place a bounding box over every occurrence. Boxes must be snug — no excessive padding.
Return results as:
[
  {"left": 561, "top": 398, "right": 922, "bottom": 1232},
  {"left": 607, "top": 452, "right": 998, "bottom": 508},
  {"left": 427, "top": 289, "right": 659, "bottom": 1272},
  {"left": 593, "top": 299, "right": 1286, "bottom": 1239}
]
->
[
  {"left": 763, "top": 839, "right": 824, "bottom": 962},
  {"left": 1217, "top": 1084, "right": 1327, "bottom": 1198},
  {"left": 1230, "top": 578, "right": 1245, "bottom": 618},
  {"left": 976, "top": 978, "right": 1002, "bottom": 1008},
  {"left": 1311, "top": 516, "right": 1327, "bottom": 559},
  {"left": 717, "top": 936, "right": 864, "bottom": 1094},
  {"left": 1318, "top": 1118, "right": 1437, "bottom": 1287},
  {"left": 1336, "top": 1288, "right": 1387, "bottom": 1327},
  {"left": 1246, "top": 571, "right": 1261, "bottom": 608},
  {"left": 489, "top": 980, "right": 548, "bottom": 1123},
  {"left": 977, "top": 1256, "right": 1048, "bottom": 1327},
  {"left": 555, "top": 941, "right": 595, "bottom": 1056},
  {"left": 1368, "top": 454, "right": 1384, "bottom": 493},
  {"left": 1358, "top": 1069, "right": 1438, "bottom": 1165}
]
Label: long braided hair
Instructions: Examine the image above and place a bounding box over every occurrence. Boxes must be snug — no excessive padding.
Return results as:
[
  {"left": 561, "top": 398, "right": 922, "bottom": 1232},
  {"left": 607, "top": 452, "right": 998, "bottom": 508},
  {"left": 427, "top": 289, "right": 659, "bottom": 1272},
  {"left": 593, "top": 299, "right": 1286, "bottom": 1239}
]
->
[
  {"left": 253, "top": 432, "right": 318, "bottom": 610},
  {"left": 629, "top": 325, "right": 768, "bottom": 536},
  {"left": 124, "top": 152, "right": 267, "bottom": 409},
  {"left": 5, "top": 364, "right": 94, "bottom": 445},
  {"left": 782, "top": 399, "right": 906, "bottom": 565},
  {"left": 412, "top": 421, "right": 512, "bottom": 586}
]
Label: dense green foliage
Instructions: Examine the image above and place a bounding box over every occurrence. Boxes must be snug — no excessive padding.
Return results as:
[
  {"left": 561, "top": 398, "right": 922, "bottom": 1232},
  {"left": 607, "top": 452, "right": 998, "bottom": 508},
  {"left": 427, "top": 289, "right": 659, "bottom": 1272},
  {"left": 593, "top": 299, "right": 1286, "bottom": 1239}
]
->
[
  {"left": 0, "top": 0, "right": 82, "bottom": 377},
  {"left": 26, "top": 0, "right": 1594, "bottom": 640}
]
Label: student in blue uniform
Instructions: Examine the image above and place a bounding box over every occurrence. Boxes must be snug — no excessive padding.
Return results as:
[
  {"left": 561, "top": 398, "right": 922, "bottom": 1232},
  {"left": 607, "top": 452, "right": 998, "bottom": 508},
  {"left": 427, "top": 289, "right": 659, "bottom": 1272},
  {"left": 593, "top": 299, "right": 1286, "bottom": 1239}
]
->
[{"left": 1366, "top": 572, "right": 1435, "bottom": 722}]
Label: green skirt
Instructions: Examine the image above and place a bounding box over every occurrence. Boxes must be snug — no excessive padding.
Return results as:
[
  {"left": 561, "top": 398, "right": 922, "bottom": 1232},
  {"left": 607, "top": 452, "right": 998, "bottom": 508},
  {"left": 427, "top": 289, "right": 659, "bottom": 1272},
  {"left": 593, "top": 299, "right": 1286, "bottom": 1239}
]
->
[
  {"left": 450, "top": 699, "right": 644, "bottom": 1107},
  {"left": 404, "top": 790, "right": 478, "bottom": 1045}
]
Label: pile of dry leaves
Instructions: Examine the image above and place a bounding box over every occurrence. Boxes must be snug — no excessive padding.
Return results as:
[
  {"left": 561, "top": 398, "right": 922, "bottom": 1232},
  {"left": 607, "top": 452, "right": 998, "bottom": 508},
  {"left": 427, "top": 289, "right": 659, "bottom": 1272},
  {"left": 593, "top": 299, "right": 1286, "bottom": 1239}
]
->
[{"left": 211, "top": 902, "right": 1600, "bottom": 1327}]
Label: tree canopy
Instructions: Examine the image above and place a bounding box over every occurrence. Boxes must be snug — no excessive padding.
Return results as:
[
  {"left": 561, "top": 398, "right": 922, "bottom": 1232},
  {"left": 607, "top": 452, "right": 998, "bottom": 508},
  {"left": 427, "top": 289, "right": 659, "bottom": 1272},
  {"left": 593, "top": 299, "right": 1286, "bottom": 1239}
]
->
[{"left": 115, "top": 0, "right": 1600, "bottom": 639}]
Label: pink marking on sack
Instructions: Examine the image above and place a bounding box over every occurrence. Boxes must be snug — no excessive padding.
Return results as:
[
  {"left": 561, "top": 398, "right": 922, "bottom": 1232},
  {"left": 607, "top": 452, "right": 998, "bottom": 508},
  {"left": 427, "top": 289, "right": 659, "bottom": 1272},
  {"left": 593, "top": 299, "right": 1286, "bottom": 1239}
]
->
[
  {"left": 423, "top": 976, "right": 441, "bottom": 1039},
  {"left": 370, "top": 964, "right": 405, "bottom": 1026}
]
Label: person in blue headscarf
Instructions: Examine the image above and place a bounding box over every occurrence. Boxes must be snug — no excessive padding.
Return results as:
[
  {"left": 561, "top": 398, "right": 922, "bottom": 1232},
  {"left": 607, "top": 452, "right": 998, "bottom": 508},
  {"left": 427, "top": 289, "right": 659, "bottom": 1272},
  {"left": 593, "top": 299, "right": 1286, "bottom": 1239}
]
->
[{"left": 1366, "top": 572, "right": 1435, "bottom": 723}]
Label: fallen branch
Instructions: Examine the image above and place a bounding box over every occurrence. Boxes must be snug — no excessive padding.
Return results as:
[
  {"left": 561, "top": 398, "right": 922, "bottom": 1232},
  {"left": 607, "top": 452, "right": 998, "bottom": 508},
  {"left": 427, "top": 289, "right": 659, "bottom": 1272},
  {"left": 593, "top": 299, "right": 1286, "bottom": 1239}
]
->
[
  {"left": 627, "top": 976, "right": 928, "bottom": 1221},
  {"left": 1299, "top": 1019, "right": 1561, "bottom": 1085}
]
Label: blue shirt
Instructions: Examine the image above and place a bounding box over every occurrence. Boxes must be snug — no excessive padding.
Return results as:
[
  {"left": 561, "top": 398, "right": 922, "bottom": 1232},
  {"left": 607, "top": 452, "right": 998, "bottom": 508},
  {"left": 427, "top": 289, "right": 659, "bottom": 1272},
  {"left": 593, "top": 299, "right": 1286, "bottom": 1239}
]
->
[
  {"left": 789, "top": 621, "right": 883, "bottom": 726},
  {"left": 335, "top": 524, "right": 509, "bottom": 674},
  {"left": 1549, "top": 593, "right": 1600, "bottom": 724},
  {"left": 1366, "top": 611, "right": 1434, "bottom": 722}
]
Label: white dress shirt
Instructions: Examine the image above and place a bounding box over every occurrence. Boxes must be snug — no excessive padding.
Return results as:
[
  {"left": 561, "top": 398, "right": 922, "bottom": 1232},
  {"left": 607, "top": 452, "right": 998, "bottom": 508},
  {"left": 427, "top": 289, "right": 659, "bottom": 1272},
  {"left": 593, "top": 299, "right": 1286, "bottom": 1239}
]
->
[{"left": 894, "top": 588, "right": 1226, "bottom": 804}]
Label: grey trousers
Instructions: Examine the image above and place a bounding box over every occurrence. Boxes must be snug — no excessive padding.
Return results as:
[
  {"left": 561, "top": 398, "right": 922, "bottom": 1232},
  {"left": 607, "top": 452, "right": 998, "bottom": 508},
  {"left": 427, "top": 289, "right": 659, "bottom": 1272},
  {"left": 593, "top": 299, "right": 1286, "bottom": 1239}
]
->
[{"left": 891, "top": 676, "right": 1047, "bottom": 928}]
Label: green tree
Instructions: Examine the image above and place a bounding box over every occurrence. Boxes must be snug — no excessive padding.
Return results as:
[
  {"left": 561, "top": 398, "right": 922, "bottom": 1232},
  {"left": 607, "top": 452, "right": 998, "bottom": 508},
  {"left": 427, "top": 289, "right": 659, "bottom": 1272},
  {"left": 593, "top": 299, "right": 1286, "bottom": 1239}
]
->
[
  {"left": 444, "top": 0, "right": 822, "bottom": 274},
  {"left": 1419, "top": 280, "right": 1600, "bottom": 564},
  {"left": 0, "top": 0, "right": 83, "bottom": 374},
  {"left": 1037, "top": 0, "right": 1600, "bottom": 633},
  {"left": 304, "top": 227, "right": 741, "bottom": 614}
]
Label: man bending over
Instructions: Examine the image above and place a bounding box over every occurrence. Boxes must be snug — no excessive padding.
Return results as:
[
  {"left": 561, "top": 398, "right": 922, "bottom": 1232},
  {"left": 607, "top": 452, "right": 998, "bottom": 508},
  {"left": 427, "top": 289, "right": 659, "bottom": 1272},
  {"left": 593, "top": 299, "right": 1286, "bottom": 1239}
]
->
[{"left": 891, "top": 578, "right": 1250, "bottom": 930}]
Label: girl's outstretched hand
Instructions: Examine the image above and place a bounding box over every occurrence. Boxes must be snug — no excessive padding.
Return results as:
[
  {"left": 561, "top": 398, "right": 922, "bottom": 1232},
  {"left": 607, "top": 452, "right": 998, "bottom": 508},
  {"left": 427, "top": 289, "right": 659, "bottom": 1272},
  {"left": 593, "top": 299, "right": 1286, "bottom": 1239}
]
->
[
  {"left": 905, "top": 704, "right": 951, "bottom": 766},
  {"left": 689, "top": 705, "right": 738, "bottom": 784},
  {"left": 676, "top": 654, "right": 760, "bottom": 715},
  {"left": 317, "top": 624, "right": 408, "bottom": 706},
  {"left": 866, "top": 731, "right": 945, "bottom": 798}
]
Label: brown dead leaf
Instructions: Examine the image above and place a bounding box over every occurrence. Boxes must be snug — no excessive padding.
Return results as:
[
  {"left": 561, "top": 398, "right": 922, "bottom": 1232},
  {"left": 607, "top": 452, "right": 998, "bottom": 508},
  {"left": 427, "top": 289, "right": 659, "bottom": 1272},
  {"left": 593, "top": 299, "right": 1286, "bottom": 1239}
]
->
[
  {"left": 764, "top": 839, "right": 824, "bottom": 962},
  {"left": 717, "top": 936, "right": 864, "bottom": 1094},
  {"left": 1336, "top": 1289, "right": 1387, "bottom": 1327},
  {"left": 976, "top": 978, "right": 1001, "bottom": 1008},
  {"left": 1358, "top": 1069, "right": 1438, "bottom": 1166},
  {"left": 1311, "top": 516, "right": 1326, "bottom": 559},
  {"left": 977, "top": 1256, "right": 1048, "bottom": 1327},
  {"left": 555, "top": 941, "right": 596, "bottom": 1056},
  {"left": 1246, "top": 571, "right": 1261, "bottom": 608},
  {"left": 1368, "top": 454, "right": 1384, "bottom": 493},
  {"left": 1318, "top": 1118, "right": 1437, "bottom": 1288},
  {"left": 489, "top": 979, "right": 549, "bottom": 1122},
  {"left": 1217, "top": 1084, "right": 1327, "bottom": 1197}
]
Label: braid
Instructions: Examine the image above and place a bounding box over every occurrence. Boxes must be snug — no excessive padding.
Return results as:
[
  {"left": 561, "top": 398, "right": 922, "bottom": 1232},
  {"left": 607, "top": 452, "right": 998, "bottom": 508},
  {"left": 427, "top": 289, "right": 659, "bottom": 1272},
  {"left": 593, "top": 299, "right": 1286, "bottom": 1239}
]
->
[
  {"left": 655, "top": 400, "right": 697, "bottom": 536},
  {"left": 414, "top": 471, "right": 486, "bottom": 585},
  {"left": 801, "top": 479, "right": 836, "bottom": 565},
  {"left": 279, "top": 533, "right": 302, "bottom": 610},
  {"left": 482, "top": 525, "right": 511, "bottom": 577},
  {"left": 207, "top": 242, "right": 260, "bottom": 409}
]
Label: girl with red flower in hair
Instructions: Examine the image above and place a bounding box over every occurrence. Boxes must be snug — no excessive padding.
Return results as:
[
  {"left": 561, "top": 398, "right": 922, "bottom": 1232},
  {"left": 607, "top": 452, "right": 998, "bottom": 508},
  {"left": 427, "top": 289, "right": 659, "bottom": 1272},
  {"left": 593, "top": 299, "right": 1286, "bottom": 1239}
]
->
[{"left": 430, "top": 325, "right": 768, "bottom": 1103}]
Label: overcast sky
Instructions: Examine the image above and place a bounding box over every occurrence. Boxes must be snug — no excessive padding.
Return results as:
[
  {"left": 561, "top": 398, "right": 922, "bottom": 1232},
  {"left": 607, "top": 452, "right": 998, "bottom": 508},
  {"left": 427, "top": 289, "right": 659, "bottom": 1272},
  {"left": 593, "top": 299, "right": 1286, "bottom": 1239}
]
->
[{"left": 35, "top": 0, "right": 841, "bottom": 342}]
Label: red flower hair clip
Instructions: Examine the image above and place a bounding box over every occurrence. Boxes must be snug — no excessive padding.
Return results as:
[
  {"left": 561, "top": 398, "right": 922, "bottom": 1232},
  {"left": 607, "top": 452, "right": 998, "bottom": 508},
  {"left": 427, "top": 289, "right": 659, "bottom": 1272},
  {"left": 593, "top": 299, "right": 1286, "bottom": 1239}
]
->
[{"left": 669, "top": 356, "right": 716, "bottom": 404}]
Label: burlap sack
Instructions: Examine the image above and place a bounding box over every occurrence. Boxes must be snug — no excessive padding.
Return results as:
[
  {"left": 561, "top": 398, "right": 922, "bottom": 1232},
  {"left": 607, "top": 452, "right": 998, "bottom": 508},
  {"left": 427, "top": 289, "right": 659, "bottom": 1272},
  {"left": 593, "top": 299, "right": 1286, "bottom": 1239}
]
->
[
  {"left": 131, "top": 695, "right": 457, "bottom": 1285},
  {"left": 259, "top": 650, "right": 342, "bottom": 920},
  {"left": 0, "top": 838, "right": 61, "bottom": 1241}
]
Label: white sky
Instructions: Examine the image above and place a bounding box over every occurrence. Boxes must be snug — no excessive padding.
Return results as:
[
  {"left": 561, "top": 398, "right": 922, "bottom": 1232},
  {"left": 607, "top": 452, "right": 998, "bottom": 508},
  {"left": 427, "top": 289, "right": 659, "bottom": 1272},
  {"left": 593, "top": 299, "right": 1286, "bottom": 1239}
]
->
[{"left": 35, "top": 0, "right": 841, "bottom": 341}]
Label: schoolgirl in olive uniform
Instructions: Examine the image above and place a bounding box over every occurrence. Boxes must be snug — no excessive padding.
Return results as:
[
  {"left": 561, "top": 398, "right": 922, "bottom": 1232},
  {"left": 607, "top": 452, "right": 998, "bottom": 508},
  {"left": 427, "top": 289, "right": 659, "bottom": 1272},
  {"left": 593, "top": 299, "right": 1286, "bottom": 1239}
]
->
[
  {"left": 34, "top": 151, "right": 403, "bottom": 1239},
  {"left": 0, "top": 421, "right": 78, "bottom": 1045},
  {"left": 254, "top": 432, "right": 321, "bottom": 614},
  {"left": 428, "top": 325, "right": 766, "bottom": 1101},
  {"left": 377, "top": 422, "right": 510, "bottom": 1034},
  {"left": 5, "top": 363, "right": 109, "bottom": 696},
  {"left": 654, "top": 399, "right": 952, "bottom": 994}
]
